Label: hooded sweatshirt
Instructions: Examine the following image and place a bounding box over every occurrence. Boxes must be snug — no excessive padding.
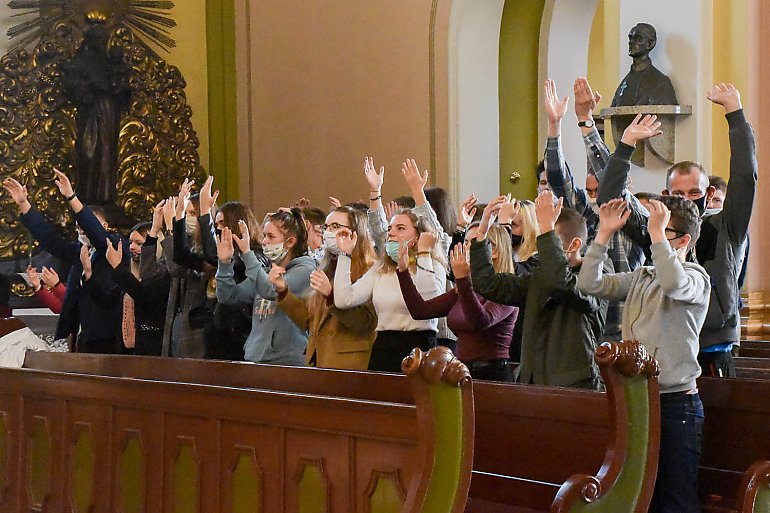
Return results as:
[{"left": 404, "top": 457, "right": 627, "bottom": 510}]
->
[{"left": 216, "top": 251, "right": 315, "bottom": 365}]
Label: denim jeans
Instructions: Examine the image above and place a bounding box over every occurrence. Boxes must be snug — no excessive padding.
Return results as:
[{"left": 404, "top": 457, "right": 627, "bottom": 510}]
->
[{"left": 649, "top": 392, "right": 704, "bottom": 513}]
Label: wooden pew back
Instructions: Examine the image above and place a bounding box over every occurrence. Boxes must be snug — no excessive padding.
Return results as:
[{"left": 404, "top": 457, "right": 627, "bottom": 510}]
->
[{"left": 2, "top": 347, "right": 475, "bottom": 513}]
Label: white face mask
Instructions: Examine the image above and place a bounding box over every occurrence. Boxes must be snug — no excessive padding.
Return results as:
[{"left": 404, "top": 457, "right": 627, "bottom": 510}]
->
[
  {"left": 322, "top": 231, "right": 340, "bottom": 255},
  {"left": 185, "top": 215, "right": 198, "bottom": 236},
  {"left": 587, "top": 196, "right": 601, "bottom": 215},
  {"left": 263, "top": 242, "right": 288, "bottom": 263}
]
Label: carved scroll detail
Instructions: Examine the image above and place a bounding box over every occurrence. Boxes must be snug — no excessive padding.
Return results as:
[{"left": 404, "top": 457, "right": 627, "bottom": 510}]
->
[
  {"left": 595, "top": 340, "right": 660, "bottom": 378},
  {"left": 401, "top": 346, "right": 470, "bottom": 386}
]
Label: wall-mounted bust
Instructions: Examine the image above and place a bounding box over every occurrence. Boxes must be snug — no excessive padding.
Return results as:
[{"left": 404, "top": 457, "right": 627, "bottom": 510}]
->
[{"left": 611, "top": 23, "right": 679, "bottom": 107}]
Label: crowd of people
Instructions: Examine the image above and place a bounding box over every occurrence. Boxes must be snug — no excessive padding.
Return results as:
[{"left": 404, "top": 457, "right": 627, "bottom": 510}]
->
[{"left": 1, "top": 77, "right": 756, "bottom": 513}]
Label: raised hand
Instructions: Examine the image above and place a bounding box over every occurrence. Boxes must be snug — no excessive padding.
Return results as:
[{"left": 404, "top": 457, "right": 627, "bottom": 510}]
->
[
  {"left": 232, "top": 219, "right": 252, "bottom": 254},
  {"left": 175, "top": 178, "right": 194, "bottom": 219},
  {"left": 497, "top": 194, "right": 520, "bottom": 225},
  {"left": 450, "top": 242, "right": 471, "bottom": 279},
  {"left": 574, "top": 77, "right": 602, "bottom": 121},
  {"left": 646, "top": 199, "right": 671, "bottom": 243},
  {"left": 336, "top": 228, "right": 357, "bottom": 256},
  {"left": 544, "top": 79, "right": 569, "bottom": 126},
  {"left": 52, "top": 168, "right": 75, "bottom": 198},
  {"left": 294, "top": 197, "right": 311, "bottom": 208},
  {"left": 268, "top": 264, "right": 287, "bottom": 292},
  {"left": 199, "top": 175, "right": 220, "bottom": 216},
  {"left": 150, "top": 199, "right": 165, "bottom": 237},
  {"left": 417, "top": 231, "right": 437, "bottom": 253},
  {"left": 535, "top": 190, "right": 563, "bottom": 233},
  {"left": 364, "top": 156, "right": 384, "bottom": 195},
  {"left": 41, "top": 266, "right": 60, "bottom": 288},
  {"left": 384, "top": 201, "right": 400, "bottom": 221},
  {"left": 401, "top": 159, "right": 428, "bottom": 198},
  {"left": 457, "top": 193, "right": 478, "bottom": 228},
  {"left": 329, "top": 196, "right": 341, "bottom": 209},
  {"left": 706, "top": 82, "right": 742, "bottom": 114},
  {"left": 80, "top": 244, "right": 93, "bottom": 280},
  {"left": 309, "top": 269, "right": 332, "bottom": 297},
  {"left": 397, "top": 239, "right": 411, "bottom": 272},
  {"left": 620, "top": 114, "right": 663, "bottom": 147},
  {"left": 2, "top": 177, "right": 31, "bottom": 213},
  {"left": 163, "top": 196, "right": 176, "bottom": 232},
  {"left": 596, "top": 199, "right": 631, "bottom": 243},
  {"left": 477, "top": 195, "right": 507, "bottom": 240},
  {"left": 25, "top": 265, "right": 41, "bottom": 291},
  {"left": 216, "top": 227, "right": 235, "bottom": 263},
  {"left": 105, "top": 237, "right": 123, "bottom": 269}
]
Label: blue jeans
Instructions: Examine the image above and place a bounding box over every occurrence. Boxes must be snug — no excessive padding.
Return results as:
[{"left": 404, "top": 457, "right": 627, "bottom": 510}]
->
[{"left": 650, "top": 392, "right": 704, "bottom": 513}]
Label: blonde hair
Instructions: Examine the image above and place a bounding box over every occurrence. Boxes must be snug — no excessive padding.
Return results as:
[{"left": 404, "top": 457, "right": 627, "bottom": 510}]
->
[
  {"left": 514, "top": 200, "right": 539, "bottom": 262},
  {"left": 485, "top": 224, "right": 515, "bottom": 274},
  {"left": 378, "top": 209, "right": 447, "bottom": 274}
]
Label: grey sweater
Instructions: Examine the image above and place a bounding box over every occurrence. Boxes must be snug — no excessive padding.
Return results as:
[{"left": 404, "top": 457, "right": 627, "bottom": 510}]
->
[
  {"left": 578, "top": 241, "right": 710, "bottom": 393},
  {"left": 597, "top": 110, "right": 756, "bottom": 348}
]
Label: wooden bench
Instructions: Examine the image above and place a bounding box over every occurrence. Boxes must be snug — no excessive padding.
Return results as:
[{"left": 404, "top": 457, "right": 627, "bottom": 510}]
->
[
  {"left": 735, "top": 357, "right": 770, "bottom": 380},
  {"left": 0, "top": 345, "right": 474, "bottom": 513},
  {"left": 739, "top": 340, "right": 770, "bottom": 359},
  {"left": 22, "top": 340, "right": 663, "bottom": 513},
  {"left": 699, "top": 377, "right": 770, "bottom": 513}
]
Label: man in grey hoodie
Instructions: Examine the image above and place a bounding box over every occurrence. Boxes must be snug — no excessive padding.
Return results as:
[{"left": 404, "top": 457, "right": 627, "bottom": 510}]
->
[
  {"left": 597, "top": 83, "right": 756, "bottom": 378},
  {"left": 579, "top": 193, "right": 709, "bottom": 513}
]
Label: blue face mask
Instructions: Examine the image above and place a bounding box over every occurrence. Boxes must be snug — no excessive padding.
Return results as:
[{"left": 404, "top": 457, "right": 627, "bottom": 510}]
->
[{"left": 385, "top": 241, "right": 401, "bottom": 263}]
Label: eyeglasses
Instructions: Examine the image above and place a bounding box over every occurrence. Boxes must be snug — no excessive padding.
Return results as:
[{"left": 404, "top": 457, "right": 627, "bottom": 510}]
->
[
  {"left": 321, "top": 222, "right": 351, "bottom": 231},
  {"left": 665, "top": 227, "right": 686, "bottom": 241}
]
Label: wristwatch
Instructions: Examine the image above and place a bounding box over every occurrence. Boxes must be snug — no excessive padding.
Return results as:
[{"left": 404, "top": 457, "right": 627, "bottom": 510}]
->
[{"left": 578, "top": 119, "right": 595, "bottom": 128}]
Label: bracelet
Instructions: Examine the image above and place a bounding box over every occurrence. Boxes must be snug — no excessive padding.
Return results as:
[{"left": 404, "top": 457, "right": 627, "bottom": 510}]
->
[
  {"left": 455, "top": 224, "right": 467, "bottom": 232},
  {"left": 416, "top": 263, "right": 435, "bottom": 274},
  {"left": 415, "top": 251, "right": 431, "bottom": 257},
  {"left": 369, "top": 195, "right": 382, "bottom": 201},
  {"left": 65, "top": 192, "right": 77, "bottom": 201}
]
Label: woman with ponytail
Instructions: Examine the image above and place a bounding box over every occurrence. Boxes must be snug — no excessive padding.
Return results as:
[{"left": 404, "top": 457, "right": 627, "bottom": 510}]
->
[
  {"left": 216, "top": 207, "right": 315, "bottom": 365},
  {"left": 271, "top": 206, "right": 377, "bottom": 369}
]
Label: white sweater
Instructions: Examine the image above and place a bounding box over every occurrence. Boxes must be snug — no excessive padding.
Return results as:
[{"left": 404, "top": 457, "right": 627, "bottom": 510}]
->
[{"left": 334, "top": 255, "right": 446, "bottom": 332}]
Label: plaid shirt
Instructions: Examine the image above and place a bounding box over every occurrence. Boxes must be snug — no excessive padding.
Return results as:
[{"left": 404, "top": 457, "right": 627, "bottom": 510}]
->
[{"left": 544, "top": 130, "right": 645, "bottom": 340}]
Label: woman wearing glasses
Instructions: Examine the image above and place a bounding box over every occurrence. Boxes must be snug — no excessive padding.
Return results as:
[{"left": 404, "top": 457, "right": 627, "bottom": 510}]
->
[{"left": 271, "top": 206, "right": 378, "bottom": 370}]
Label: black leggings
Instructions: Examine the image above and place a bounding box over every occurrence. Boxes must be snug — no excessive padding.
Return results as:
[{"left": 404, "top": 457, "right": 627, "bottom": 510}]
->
[{"left": 367, "top": 330, "right": 437, "bottom": 373}]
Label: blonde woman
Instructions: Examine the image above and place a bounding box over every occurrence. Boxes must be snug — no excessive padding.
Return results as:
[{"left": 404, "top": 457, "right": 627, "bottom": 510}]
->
[
  {"left": 271, "top": 206, "right": 377, "bottom": 369},
  {"left": 398, "top": 222, "right": 518, "bottom": 381},
  {"left": 334, "top": 209, "right": 446, "bottom": 373}
]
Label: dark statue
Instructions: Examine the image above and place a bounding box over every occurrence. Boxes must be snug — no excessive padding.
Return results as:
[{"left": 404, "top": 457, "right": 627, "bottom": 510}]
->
[
  {"left": 60, "top": 19, "right": 132, "bottom": 205},
  {"left": 611, "top": 23, "right": 678, "bottom": 107}
]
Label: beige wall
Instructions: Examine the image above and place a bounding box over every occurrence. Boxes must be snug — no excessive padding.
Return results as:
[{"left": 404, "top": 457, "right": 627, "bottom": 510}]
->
[{"left": 236, "top": 0, "right": 450, "bottom": 214}]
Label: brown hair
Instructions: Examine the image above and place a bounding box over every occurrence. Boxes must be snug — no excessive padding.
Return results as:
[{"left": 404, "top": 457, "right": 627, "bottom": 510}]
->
[
  {"left": 218, "top": 201, "right": 263, "bottom": 250},
  {"left": 267, "top": 207, "right": 309, "bottom": 259},
  {"left": 659, "top": 195, "right": 701, "bottom": 251},
  {"left": 307, "top": 207, "right": 376, "bottom": 315}
]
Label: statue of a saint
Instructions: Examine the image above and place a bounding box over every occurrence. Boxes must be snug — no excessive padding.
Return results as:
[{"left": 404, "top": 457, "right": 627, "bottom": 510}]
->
[
  {"left": 611, "top": 23, "right": 678, "bottom": 107},
  {"left": 60, "top": 17, "right": 132, "bottom": 205}
]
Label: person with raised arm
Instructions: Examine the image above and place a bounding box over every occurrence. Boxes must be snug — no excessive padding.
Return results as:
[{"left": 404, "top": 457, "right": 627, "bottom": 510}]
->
[
  {"left": 469, "top": 191, "right": 606, "bottom": 389},
  {"left": 596, "top": 83, "right": 756, "bottom": 377},
  {"left": 334, "top": 206, "right": 446, "bottom": 373},
  {"left": 272, "top": 206, "right": 377, "bottom": 369},
  {"left": 578, "top": 196, "right": 709, "bottom": 513},
  {"left": 2, "top": 169, "right": 126, "bottom": 353},
  {"left": 397, "top": 222, "right": 518, "bottom": 381},
  {"left": 216, "top": 209, "right": 314, "bottom": 365},
  {"left": 543, "top": 77, "right": 646, "bottom": 342}
]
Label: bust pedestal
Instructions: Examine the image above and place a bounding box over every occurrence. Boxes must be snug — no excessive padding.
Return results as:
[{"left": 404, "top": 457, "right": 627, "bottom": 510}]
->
[{"left": 599, "top": 105, "right": 692, "bottom": 166}]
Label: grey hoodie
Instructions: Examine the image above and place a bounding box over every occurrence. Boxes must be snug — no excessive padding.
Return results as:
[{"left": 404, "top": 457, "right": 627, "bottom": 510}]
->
[
  {"left": 578, "top": 241, "right": 710, "bottom": 393},
  {"left": 216, "top": 251, "right": 315, "bottom": 365}
]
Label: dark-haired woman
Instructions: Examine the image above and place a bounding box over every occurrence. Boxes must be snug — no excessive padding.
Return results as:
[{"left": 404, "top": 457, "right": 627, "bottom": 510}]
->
[{"left": 216, "top": 208, "right": 315, "bottom": 365}]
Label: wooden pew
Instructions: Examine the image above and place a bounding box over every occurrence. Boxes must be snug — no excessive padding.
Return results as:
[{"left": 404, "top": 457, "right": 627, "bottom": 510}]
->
[
  {"left": 739, "top": 340, "right": 770, "bottom": 359},
  {"left": 0, "top": 346, "right": 474, "bottom": 513},
  {"left": 735, "top": 461, "right": 770, "bottom": 513},
  {"left": 735, "top": 357, "right": 770, "bottom": 380},
  {"left": 699, "top": 377, "right": 770, "bottom": 513},
  {"left": 23, "top": 341, "right": 663, "bottom": 513}
]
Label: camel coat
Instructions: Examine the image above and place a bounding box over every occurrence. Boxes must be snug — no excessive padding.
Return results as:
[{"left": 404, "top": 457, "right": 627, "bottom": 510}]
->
[{"left": 277, "top": 290, "right": 376, "bottom": 370}]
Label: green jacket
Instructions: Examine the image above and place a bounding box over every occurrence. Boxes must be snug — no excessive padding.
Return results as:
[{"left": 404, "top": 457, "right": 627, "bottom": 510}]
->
[{"left": 470, "top": 231, "right": 607, "bottom": 388}]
